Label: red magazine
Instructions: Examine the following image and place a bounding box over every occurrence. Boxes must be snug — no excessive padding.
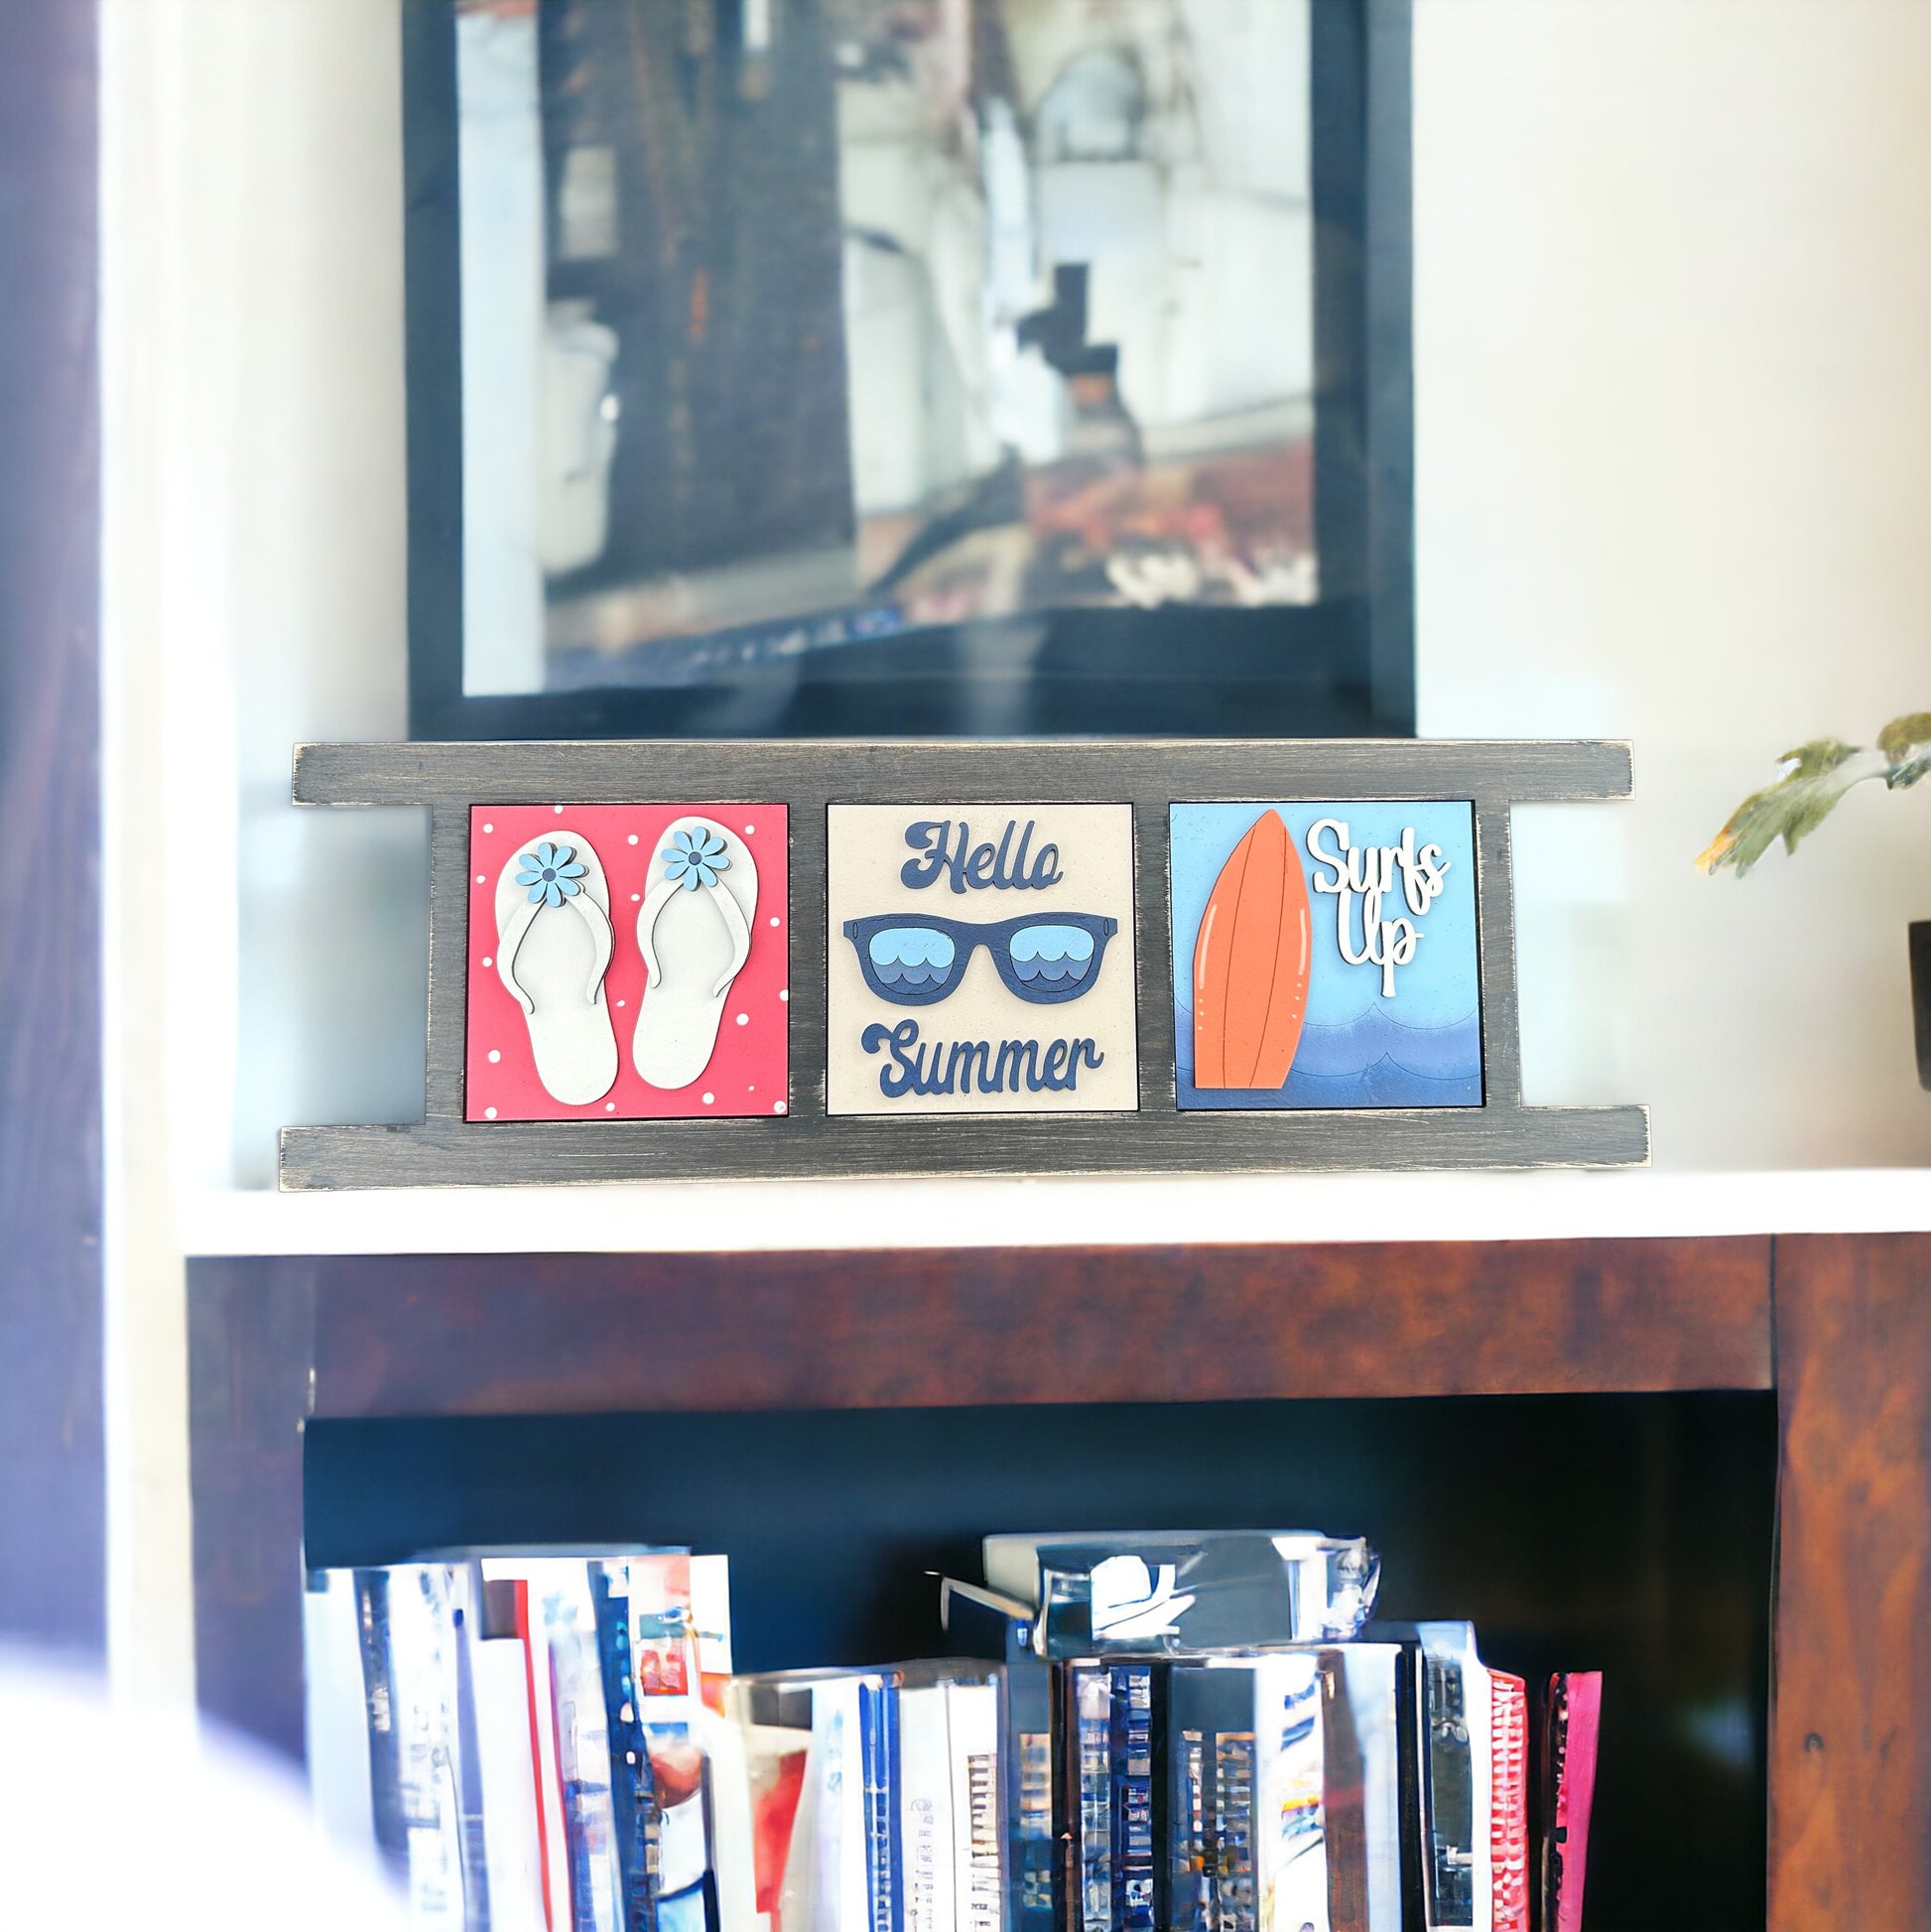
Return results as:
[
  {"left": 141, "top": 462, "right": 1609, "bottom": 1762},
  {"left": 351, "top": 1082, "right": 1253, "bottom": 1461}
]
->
[
  {"left": 1490, "top": 1671, "right": 1529, "bottom": 1932},
  {"left": 1540, "top": 1671, "right": 1603, "bottom": 1932}
]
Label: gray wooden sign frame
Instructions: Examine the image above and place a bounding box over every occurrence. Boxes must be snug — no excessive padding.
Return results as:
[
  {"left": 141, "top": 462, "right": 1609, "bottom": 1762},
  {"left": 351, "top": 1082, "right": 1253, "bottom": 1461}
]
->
[{"left": 282, "top": 739, "right": 1647, "bottom": 1188}]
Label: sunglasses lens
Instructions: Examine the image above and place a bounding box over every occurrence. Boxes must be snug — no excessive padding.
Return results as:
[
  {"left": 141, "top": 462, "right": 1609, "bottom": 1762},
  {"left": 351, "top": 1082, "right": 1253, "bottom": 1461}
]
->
[
  {"left": 866, "top": 925, "right": 958, "bottom": 991},
  {"left": 1006, "top": 923, "right": 1098, "bottom": 989}
]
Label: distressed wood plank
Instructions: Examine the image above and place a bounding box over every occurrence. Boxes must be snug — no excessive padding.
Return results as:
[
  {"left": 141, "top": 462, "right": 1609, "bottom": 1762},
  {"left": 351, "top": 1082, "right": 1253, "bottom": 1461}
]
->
[
  {"left": 305, "top": 1237, "right": 1770, "bottom": 1418},
  {"left": 426, "top": 804, "right": 466, "bottom": 1120},
  {"left": 281, "top": 1103, "right": 1649, "bottom": 1186},
  {"left": 188, "top": 1256, "right": 318, "bottom": 1759},
  {"left": 1472, "top": 797, "right": 1522, "bottom": 1108},
  {"left": 1770, "top": 1232, "right": 1931, "bottom": 1930},
  {"left": 294, "top": 736, "right": 1633, "bottom": 808}
]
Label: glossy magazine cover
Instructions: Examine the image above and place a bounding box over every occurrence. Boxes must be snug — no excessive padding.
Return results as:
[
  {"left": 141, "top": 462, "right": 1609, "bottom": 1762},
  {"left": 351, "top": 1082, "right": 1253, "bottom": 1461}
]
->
[
  {"left": 859, "top": 1676, "right": 904, "bottom": 1932},
  {"left": 536, "top": 1567, "right": 626, "bottom": 1932},
  {"left": 1540, "top": 1673, "right": 1602, "bottom": 1932},
  {"left": 1487, "top": 1674, "right": 1527, "bottom": 1932},
  {"left": 627, "top": 1555, "right": 712, "bottom": 1932},
  {"left": 1107, "top": 1664, "right": 1157, "bottom": 1932},
  {"left": 934, "top": 1579, "right": 1054, "bottom": 1932},
  {"left": 1329, "top": 1645, "right": 1404, "bottom": 1932},
  {"left": 590, "top": 1563, "right": 663, "bottom": 1932},
  {"left": 384, "top": 1566, "right": 471, "bottom": 1929},
  {"left": 728, "top": 1669, "right": 905, "bottom": 1932},
  {"left": 950, "top": 1681, "right": 1004, "bottom": 1932},
  {"left": 723, "top": 1677, "right": 814, "bottom": 1932},
  {"left": 1071, "top": 1665, "right": 1113, "bottom": 1932},
  {"left": 1248, "top": 1654, "right": 1327, "bottom": 1932},
  {"left": 982, "top": 1532, "right": 1379, "bottom": 1658},
  {"left": 354, "top": 1569, "right": 409, "bottom": 1889},
  {"left": 898, "top": 1684, "right": 953, "bottom": 1932},
  {"left": 1365, "top": 1621, "right": 1490, "bottom": 1932}
]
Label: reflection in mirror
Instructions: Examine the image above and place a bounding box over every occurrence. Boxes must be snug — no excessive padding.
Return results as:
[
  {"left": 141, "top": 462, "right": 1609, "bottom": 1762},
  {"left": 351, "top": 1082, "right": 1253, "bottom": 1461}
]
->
[{"left": 454, "top": 0, "right": 1316, "bottom": 704}]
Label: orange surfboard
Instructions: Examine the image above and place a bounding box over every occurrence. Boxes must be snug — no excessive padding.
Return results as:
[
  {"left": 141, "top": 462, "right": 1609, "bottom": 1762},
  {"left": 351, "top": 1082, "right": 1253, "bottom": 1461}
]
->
[{"left": 1193, "top": 809, "right": 1313, "bottom": 1088}]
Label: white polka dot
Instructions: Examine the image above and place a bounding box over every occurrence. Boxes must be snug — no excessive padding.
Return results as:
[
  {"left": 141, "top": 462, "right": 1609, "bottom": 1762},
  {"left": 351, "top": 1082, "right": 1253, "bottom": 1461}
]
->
[
  {"left": 773, "top": 1101, "right": 787, "bottom": 1114},
  {"left": 554, "top": 804, "right": 565, "bottom": 814},
  {"left": 769, "top": 915, "right": 780, "bottom": 927},
  {"left": 482, "top": 822, "right": 493, "bottom": 834},
  {"left": 735, "top": 1013, "right": 748, "bottom": 1026},
  {"left": 487, "top": 1050, "right": 501, "bottom": 1064},
  {"left": 779, "top": 989, "right": 789, "bottom": 1001},
  {"left": 743, "top": 825, "right": 754, "bottom": 835},
  {"left": 631, "top": 893, "right": 641, "bottom": 902},
  {"left": 484, "top": 1106, "right": 497, "bottom": 1119},
  {"left": 615, "top": 999, "right": 625, "bottom": 1008},
  {"left": 476, "top": 874, "right": 486, "bottom": 884},
  {"left": 606, "top": 1101, "right": 617, "bottom": 1112},
  {"left": 482, "top": 956, "right": 492, "bottom": 967},
  {"left": 628, "top": 834, "right": 638, "bottom": 844},
  {"left": 703, "top": 1092, "right": 714, "bottom": 1105},
  {"left": 748, "top": 1085, "right": 755, "bottom": 1093}
]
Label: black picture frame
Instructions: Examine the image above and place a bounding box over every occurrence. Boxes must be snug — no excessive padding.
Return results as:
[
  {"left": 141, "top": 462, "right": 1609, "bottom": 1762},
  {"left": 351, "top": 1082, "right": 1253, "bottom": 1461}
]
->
[{"left": 402, "top": 0, "right": 1415, "bottom": 742}]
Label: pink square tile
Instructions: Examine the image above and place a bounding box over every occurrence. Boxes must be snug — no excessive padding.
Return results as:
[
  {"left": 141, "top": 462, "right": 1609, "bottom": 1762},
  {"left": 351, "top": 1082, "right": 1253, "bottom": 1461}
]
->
[{"left": 465, "top": 804, "right": 788, "bottom": 1122}]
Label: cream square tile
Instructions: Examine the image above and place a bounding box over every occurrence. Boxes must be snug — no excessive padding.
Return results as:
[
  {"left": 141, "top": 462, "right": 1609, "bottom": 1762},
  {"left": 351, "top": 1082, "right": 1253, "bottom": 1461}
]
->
[{"left": 827, "top": 804, "right": 1139, "bottom": 1115}]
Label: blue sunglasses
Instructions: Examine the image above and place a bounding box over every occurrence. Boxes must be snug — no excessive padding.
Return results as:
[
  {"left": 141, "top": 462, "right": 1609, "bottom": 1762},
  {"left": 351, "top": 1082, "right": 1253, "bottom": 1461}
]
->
[{"left": 842, "top": 911, "right": 1118, "bottom": 1006}]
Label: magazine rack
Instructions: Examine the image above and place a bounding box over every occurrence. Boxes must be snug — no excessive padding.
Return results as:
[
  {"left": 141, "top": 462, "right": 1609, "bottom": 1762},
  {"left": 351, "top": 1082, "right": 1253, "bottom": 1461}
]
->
[{"left": 187, "top": 1231, "right": 1929, "bottom": 1929}]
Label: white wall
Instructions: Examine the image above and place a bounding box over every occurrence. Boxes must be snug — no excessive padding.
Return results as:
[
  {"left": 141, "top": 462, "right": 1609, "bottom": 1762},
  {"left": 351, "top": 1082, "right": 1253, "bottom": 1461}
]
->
[
  {"left": 98, "top": 0, "right": 1931, "bottom": 1706},
  {"left": 116, "top": 0, "right": 1931, "bottom": 1198},
  {"left": 101, "top": 0, "right": 422, "bottom": 1707},
  {"left": 1416, "top": 0, "right": 1931, "bottom": 1168}
]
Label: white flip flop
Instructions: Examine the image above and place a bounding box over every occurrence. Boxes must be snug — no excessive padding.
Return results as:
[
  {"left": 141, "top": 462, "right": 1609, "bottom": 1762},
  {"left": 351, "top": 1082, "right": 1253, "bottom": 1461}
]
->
[
  {"left": 492, "top": 832, "right": 619, "bottom": 1105},
  {"left": 633, "top": 816, "right": 758, "bottom": 1090}
]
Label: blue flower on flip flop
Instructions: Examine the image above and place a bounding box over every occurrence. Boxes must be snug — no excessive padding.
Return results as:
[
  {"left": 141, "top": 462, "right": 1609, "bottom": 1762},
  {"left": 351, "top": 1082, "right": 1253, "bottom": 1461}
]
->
[
  {"left": 516, "top": 840, "right": 587, "bottom": 908},
  {"left": 662, "top": 826, "right": 730, "bottom": 891}
]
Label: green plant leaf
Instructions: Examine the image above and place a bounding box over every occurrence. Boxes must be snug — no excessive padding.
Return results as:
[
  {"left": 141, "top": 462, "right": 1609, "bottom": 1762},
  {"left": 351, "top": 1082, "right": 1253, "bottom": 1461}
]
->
[
  {"left": 1876, "top": 711, "right": 1931, "bottom": 788},
  {"left": 1697, "top": 740, "right": 1874, "bottom": 875},
  {"left": 1703, "top": 711, "right": 1931, "bottom": 874}
]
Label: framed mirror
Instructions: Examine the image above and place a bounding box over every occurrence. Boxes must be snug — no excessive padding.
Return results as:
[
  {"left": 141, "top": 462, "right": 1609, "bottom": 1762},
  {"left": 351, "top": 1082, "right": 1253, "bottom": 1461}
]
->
[{"left": 405, "top": 0, "right": 1412, "bottom": 738}]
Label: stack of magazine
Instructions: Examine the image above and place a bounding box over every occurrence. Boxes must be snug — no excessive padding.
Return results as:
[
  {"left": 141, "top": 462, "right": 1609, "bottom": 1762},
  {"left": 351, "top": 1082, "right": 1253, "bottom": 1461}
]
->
[
  {"left": 304, "top": 1532, "right": 1601, "bottom": 1932},
  {"left": 305, "top": 1547, "right": 742, "bottom": 1932}
]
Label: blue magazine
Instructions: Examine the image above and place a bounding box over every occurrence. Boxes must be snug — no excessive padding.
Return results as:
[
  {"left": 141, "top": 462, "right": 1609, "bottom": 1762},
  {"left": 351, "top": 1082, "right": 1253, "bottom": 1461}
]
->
[
  {"left": 1108, "top": 1665, "right": 1157, "bottom": 1932},
  {"left": 591, "top": 1562, "right": 663, "bottom": 1932},
  {"left": 858, "top": 1676, "right": 904, "bottom": 1932}
]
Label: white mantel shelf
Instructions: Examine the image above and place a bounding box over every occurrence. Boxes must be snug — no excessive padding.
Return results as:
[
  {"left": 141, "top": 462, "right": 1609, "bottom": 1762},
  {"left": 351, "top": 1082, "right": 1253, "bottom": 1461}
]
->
[{"left": 180, "top": 1168, "right": 1931, "bottom": 1258}]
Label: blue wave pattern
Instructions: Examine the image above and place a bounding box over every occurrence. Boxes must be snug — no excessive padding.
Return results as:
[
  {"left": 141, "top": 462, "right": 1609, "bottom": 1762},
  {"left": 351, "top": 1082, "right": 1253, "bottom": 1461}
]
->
[
  {"left": 1008, "top": 923, "right": 1096, "bottom": 988},
  {"left": 867, "top": 926, "right": 959, "bottom": 991},
  {"left": 1175, "top": 1002, "right": 1482, "bottom": 1109}
]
